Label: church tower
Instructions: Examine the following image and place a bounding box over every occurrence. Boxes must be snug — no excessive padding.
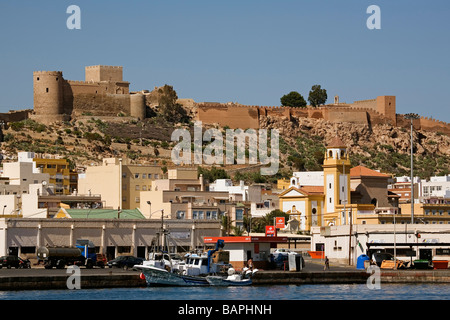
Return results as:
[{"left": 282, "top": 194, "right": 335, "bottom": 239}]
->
[{"left": 323, "top": 137, "right": 351, "bottom": 224}]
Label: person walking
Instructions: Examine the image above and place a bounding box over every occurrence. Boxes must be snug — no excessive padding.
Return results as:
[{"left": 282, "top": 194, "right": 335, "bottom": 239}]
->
[{"left": 324, "top": 256, "right": 330, "bottom": 270}]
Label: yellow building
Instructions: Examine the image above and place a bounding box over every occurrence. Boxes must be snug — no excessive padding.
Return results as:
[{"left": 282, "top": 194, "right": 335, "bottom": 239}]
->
[
  {"left": 276, "top": 179, "right": 291, "bottom": 191},
  {"left": 33, "top": 157, "right": 73, "bottom": 195},
  {"left": 279, "top": 137, "right": 381, "bottom": 232},
  {"left": 77, "top": 158, "right": 164, "bottom": 210}
]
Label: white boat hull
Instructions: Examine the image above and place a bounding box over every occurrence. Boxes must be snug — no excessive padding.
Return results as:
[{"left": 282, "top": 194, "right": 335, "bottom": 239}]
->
[
  {"left": 206, "top": 275, "right": 252, "bottom": 286},
  {"left": 135, "top": 265, "right": 209, "bottom": 286}
]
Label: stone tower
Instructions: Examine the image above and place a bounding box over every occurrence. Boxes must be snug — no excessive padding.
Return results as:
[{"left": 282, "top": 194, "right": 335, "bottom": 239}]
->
[{"left": 33, "top": 71, "right": 65, "bottom": 118}]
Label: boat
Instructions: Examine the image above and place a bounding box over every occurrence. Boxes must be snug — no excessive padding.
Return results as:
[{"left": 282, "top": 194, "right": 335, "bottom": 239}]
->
[
  {"left": 206, "top": 267, "right": 257, "bottom": 286},
  {"left": 134, "top": 231, "right": 234, "bottom": 286},
  {"left": 136, "top": 264, "right": 211, "bottom": 286}
]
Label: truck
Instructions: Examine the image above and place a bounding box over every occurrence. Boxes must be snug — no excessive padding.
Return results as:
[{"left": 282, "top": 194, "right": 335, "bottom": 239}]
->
[{"left": 37, "top": 239, "right": 106, "bottom": 269}]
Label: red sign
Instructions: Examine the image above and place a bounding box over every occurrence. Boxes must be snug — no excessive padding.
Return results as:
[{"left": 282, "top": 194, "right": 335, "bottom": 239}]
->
[
  {"left": 265, "top": 225, "right": 276, "bottom": 237},
  {"left": 275, "top": 217, "right": 285, "bottom": 229}
]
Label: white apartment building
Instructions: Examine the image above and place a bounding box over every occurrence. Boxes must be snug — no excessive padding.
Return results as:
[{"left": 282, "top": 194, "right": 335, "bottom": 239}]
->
[
  {"left": 0, "top": 152, "right": 50, "bottom": 218},
  {"left": 420, "top": 175, "right": 450, "bottom": 199}
]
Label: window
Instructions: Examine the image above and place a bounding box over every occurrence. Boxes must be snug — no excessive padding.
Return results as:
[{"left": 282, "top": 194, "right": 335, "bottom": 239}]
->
[
  {"left": 176, "top": 211, "right": 185, "bottom": 219},
  {"left": 135, "top": 173, "right": 139, "bottom": 179},
  {"left": 142, "top": 185, "right": 147, "bottom": 191},
  {"left": 148, "top": 174, "right": 152, "bottom": 179},
  {"left": 135, "top": 197, "right": 140, "bottom": 203},
  {"left": 236, "top": 209, "right": 243, "bottom": 221},
  {"left": 142, "top": 173, "right": 147, "bottom": 179},
  {"left": 46, "top": 88, "right": 49, "bottom": 93},
  {"left": 135, "top": 185, "right": 140, "bottom": 191}
]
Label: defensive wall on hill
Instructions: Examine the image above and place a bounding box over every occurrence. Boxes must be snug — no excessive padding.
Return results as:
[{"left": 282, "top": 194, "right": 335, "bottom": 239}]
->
[
  {"left": 2, "top": 65, "right": 449, "bottom": 136},
  {"left": 196, "top": 95, "right": 450, "bottom": 135}
]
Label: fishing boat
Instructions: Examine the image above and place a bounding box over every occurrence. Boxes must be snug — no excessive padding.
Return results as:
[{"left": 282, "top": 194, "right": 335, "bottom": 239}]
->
[
  {"left": 205, "top": 267, "right": 257, "bottom": 286},
  {"left": 135, "top": 231, "right": 233, "bottom": 286}
]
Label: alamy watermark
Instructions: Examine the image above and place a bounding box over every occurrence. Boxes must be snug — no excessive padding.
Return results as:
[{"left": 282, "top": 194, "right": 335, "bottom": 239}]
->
[
  {"left": 66, "top": 265, "right": 81, "bottom": 289},
  {"left": 366, "top": 5, "right": 381, "bottom": 30},
  {"left": 66, "top": 5, "right": 81, "bottom": 30},
  {"left": 171, "top": 121, "right": 279, "bottom": 176},
  {"left": 366, "top": 265, "right": 381, "bottom": 290}
]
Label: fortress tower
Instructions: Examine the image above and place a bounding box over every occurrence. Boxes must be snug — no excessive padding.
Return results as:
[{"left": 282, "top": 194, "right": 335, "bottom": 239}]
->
[
  {"left": 33, "top": 71, "right": 68, "bottom": 122},
  {"left": 31, "top": 65, "right": 148, "bottom": 123}
]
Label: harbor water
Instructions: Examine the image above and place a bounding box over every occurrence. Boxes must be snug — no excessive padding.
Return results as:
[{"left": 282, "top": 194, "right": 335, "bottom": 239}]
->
[{"left": 0, "top": 283, "right": 449, "bottom": 300}]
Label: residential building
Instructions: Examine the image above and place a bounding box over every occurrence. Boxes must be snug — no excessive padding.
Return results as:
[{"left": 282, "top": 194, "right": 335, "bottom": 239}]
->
[
  {"left": 33, "top": 155, "right": 73, "bottom": 195},
  {"left": 388, "top": 176, "right": 421, "bottom": 204},
  {"left": 77, "top": 157, "right": 164, "bottom": 210},
  {"left": 420, "top": 175, "right": 450, "bottom": 199},
  {"left": 140, "top": 168, "right": 245, "bottom": 231}
]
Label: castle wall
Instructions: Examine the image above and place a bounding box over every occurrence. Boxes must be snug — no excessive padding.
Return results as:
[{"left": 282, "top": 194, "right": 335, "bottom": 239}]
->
[
  {"left": 350, "top": 99, "right": 377, "bottom": 111},
  {"left": 197, "top": 104, "right": 260, "bottom": 129},
  {"left": 70, "top": 93, "right": 131, "bottom": 117},
  {"left": 419, "top": 117, "right": 450, "bottom": 135},
  {"left": 0, "top": 110, "right": 31, "bottom": 123},
  {"left": 324, "top": 109, "right": 369, "bottom": 125}
]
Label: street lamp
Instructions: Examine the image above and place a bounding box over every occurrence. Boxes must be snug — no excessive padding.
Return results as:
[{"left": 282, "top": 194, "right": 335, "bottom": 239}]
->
[{"left": 404, "top": 113, "right": 420, "bottom": 224}]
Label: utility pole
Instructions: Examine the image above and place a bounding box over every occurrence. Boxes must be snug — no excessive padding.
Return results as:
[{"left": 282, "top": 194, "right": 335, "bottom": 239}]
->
[{"left": 404, "top": 113, "right": 419, "bottom": 224}]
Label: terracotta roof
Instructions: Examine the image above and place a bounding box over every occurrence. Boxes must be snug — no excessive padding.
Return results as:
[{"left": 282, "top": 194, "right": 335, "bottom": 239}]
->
[
  {"left": 327, "top": 137, "right": 346, "bottom": 148},
  {"left": 299, "top": 186, "right": 324, "bottom": 195},
  {"left": 279, "top": 186, "right": 324, "bottom": 197},
  {"left": 350, "top": 165, "right": 390, "bottom": 178}
]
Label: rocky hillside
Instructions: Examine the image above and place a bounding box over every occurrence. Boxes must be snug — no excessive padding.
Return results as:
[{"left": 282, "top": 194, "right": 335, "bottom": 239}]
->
[
  {"left": 1, "top": 114, "right": 449, "bottom": 181},
  {"left": 260, "top": 115, "right": 450, "bottom": 179}
]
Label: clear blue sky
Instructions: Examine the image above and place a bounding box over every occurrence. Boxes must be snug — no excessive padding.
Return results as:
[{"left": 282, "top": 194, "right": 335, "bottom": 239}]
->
[{"left": 0, "top": 0, "right": 449, "bottom": 122}]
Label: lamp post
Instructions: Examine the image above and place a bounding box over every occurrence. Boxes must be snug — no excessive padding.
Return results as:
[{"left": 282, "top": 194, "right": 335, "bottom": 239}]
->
[{"left": 404, "top": 113, "right": 420, "bottom": 224}]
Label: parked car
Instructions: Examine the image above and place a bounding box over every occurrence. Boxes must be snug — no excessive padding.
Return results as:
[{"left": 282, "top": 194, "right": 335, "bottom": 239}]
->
[
  {"left": 0, "top": 255, "right": 21, "bottom": 269},
  {"left": 107, "top": 256, "right": 144, "bottom": 270}
]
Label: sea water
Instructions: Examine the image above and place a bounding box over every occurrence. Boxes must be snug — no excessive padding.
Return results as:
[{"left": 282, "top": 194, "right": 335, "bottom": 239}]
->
[{"left": 0, "top": 283, "right": 448, "bottom": 300}]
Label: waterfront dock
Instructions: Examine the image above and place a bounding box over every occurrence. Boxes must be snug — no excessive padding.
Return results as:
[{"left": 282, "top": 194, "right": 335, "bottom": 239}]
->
[{"left": 0, "top": 266, "right": 449, "bottom": 290}]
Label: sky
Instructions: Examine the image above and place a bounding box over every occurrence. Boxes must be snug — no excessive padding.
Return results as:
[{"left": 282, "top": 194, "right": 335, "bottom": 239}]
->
[{"left": 0, "top": 0, "right": 449, "bottom": 122}]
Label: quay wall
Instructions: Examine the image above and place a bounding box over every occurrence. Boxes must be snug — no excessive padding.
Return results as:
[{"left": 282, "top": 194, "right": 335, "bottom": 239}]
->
[
  {"left": 0, "top": 274, "right": 146, "bottom": 291},
  {"left": 2, "top": 270, "right": 449, "bottom": 290}
]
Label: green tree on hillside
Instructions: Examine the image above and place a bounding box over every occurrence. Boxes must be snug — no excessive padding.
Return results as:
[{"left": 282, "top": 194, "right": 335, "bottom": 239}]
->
[
  {"left": 280, "top": 91, "right": 307, "bottom": 108},
  {"left": 156, "top": 84, "right": 189, "bottom": 123},
  {"left": 308, "top": 85, "right": 327, "bottom": 107}
]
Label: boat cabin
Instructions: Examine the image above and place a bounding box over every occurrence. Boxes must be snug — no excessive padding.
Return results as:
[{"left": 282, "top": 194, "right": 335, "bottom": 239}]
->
[{"left": 203, "top": 236, "right": 288, "bottom": 270}]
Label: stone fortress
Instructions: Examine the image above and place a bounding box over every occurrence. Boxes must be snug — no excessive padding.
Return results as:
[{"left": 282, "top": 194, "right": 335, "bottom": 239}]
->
[
  {"left": 31, "top": 65, "right": 146, "bottom": 123},
  {"left": 0, "top": 64, "right": 448, "bottom": 135}
]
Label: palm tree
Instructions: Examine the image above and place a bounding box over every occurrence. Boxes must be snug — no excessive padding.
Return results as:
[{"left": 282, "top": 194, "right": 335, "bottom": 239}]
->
[{"left": 221, "top": 214, "right": 233, "bottom": 236}]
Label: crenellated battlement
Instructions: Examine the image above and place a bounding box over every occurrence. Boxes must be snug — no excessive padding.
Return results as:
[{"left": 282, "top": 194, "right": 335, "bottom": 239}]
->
[
  {"left": 85, "top": 65, "right": 123, "bottom": 69},
  {"left": 196, "top": 97, "right": 449, "bottom": 134}
]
